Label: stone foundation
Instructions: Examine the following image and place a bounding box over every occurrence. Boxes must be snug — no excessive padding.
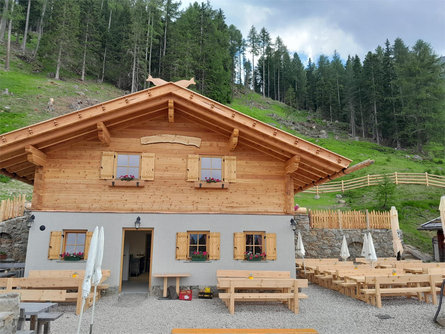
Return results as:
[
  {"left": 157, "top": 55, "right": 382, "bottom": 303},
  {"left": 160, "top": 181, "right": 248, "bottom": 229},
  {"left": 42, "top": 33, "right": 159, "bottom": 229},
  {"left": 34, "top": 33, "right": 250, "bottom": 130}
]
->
[
  {"left": 0, "top": 213, "right": 30, "bottom": 262},
  {"left": 294, "top": 214, "right": 399, "bottom": 259}
]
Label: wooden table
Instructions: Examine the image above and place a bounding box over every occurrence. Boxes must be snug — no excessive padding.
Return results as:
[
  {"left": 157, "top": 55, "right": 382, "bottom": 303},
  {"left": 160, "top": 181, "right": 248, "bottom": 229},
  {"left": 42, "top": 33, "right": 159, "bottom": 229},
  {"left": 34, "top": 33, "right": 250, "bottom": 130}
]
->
[
  {"left": 153, "top": 273, "right": 191, "bottom": 297},
  {"left": 20, "top": 302, "right": 57, "bottom": 330}
]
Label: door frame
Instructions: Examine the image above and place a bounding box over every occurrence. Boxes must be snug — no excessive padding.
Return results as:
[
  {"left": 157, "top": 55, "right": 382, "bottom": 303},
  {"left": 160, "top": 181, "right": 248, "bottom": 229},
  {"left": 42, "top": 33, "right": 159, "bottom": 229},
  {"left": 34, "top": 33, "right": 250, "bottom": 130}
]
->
[{"left": 119, "top": 228, "right": 154, "bottom": 292}]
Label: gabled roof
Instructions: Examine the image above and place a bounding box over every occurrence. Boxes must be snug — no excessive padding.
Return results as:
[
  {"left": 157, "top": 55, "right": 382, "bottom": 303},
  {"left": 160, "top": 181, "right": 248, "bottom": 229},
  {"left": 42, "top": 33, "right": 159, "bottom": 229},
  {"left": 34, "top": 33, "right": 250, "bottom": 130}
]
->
[
  {"left": 418, "top": 217, "right": 442, "bottom": 231},
  {"left": 0, "top": 82, "right": 355, "bottom": 191}
]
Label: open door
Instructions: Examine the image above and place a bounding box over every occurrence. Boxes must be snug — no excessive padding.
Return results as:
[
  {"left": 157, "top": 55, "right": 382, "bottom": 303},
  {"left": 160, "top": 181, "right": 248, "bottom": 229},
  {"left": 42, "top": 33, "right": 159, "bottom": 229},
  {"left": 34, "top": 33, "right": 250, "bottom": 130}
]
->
[{"left": 120, "top": 228, "right": 153, "bottom": 293}]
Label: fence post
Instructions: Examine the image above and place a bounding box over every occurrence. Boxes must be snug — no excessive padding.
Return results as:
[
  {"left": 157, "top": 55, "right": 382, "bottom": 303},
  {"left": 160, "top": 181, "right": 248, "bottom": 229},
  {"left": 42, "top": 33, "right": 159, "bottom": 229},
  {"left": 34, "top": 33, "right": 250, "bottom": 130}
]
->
[
  {"left": 394, "top": 172, "right": 398, "bottom": 185},
  {"left": 338, "top": 209, "right": 342, "bottom": 230},
  {"left": 365, "top": 209, "right": 370, "bottom": 230},
  {"left": 425, "top": 172, "right": 429, "bottom": 186},
  {"left": 316, "top": 186, "right": 319, "bottom": 196},
  {"left": 0, "top": 199, "right": 5, "bottom": 222},
  {"left": 341, "top": 180, "right": 344, "bottom": 193},
  {"left": 367, "top": 175, "right": 370, "bottom": 186}
]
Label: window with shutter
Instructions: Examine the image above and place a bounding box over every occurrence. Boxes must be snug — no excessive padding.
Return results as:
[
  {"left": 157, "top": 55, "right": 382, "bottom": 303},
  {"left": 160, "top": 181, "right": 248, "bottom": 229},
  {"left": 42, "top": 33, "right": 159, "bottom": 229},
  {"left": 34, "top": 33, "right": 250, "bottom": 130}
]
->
[
  {"left": 187, "top": 155, "right": 199, "bottom": 181},
  {"left": 176, "top": 232, "right": 188, "bottom": 260},
  {"left": 208, "top": 232, "right": 220, "bottom": 260},
  {"left": 233, "top": 232, "right": 245, "bottom": 260},
  {"left": 100, "top": 152, "right": 116, "bottom": 179},
  {"left": 48, "top": 231, "right": 62, "bottom": 259},
  {"left": 116, "top": 154, "right": 140, "bottom": 179},
  {"left": 265, "top": 233, "right": 277, "bottom": 260},
  {"left": 83, "top": 231, "right": 93, "bottom": 260},
  {"left": 140, "top": 153, "right": 155, "bottom": 180},
  {"left": 223, "top": 156, "right": 236, "bottom": 182}
]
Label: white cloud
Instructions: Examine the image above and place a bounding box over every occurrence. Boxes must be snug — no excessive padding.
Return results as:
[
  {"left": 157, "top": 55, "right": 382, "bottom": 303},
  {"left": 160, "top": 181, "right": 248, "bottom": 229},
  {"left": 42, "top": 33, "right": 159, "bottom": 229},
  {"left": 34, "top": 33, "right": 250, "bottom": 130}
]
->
[{"left": 273, "top": 18, "right": 365, "bottom": 61}]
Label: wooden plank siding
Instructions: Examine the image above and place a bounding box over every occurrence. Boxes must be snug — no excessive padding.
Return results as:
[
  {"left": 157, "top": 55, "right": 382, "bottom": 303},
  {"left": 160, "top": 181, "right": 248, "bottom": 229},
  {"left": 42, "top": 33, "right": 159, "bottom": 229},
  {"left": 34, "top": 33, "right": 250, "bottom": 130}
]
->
[{"left": 33, "top": 113, "right": 290, "bottom": 214}]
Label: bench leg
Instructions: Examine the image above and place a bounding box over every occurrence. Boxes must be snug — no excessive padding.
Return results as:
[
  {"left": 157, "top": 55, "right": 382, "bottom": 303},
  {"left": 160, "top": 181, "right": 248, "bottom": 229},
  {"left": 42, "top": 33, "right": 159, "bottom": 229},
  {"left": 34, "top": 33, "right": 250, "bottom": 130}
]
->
[
  {"left": 293, "top": 281, "right": 299, "bottom": 314},
  {"left": 229, "top": 284, "right": 235, "bottom": 315},
  {"left": 44, "top": 321, "right": 51, "bottom": 334}
]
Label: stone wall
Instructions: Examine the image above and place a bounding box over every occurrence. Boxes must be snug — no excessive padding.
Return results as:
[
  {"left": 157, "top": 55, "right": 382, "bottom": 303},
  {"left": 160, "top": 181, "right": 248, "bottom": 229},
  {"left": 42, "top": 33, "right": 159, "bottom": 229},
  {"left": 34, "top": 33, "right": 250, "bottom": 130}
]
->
[
  {"left": 294, "top": 214, "right": 398, "bottom": 259},
  {"left": 0, "top": 213, "right": 30, "bottom": 262}
]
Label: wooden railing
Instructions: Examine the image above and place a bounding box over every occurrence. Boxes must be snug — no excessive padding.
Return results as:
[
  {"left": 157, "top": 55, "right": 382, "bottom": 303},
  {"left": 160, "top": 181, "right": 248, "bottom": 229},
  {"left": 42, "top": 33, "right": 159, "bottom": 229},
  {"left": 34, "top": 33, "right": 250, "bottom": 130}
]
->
[
  {"left": 304, "top": 172, "right": 445, "bottom": 194},
  {"left": 0, "top": 195, "right": 27, "bottom": 222},
  {"left": 309, "top": 209, "right": 391, "bottom": 229}
]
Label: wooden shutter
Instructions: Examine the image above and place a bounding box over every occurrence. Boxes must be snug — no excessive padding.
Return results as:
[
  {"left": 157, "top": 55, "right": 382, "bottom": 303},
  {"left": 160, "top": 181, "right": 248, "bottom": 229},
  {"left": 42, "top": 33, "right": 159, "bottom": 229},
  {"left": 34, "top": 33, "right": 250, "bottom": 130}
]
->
[
  {"left": 266, "top": 233, "right": 277, "bottom": 260},
  {"left": 187, "top": 155, "right": 199, "bottom": 181},
  {"left": 233, "top": 232, "right": 245, "bottom": 260},
  {"left": 100, "top": 152, "right": 116, "bottom": 179},
  {"left": 176, "top": 232, "right": 188, "bottom": 260},
  {"left": 48, "top": 231, "right": 62, "bottom": 259},
  {"left": 224, "top": 156, "right": 236, "bottom": 182},
  {"left": 140, "top": 153, "right": 155, "bottom": 180},
  {"left": 84, "top": 231, "right": 93, "bottom": 260},
  {"left": 208, "top": 232, "right": 220, "bottom": 260}
]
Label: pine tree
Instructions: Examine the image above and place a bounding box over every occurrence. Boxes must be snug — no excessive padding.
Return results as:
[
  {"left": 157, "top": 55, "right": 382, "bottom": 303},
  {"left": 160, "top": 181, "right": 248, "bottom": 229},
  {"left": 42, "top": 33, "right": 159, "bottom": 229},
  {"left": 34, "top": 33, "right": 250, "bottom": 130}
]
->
[{"left": 247, "top": 25, "right": 258, "bottom": 90}]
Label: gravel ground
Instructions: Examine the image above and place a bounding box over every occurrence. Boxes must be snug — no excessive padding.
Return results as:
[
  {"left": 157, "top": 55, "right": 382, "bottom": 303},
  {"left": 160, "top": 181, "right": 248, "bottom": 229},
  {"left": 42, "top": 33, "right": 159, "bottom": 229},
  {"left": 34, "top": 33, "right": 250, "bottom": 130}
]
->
[{"left": 42, "top": 284, "right": 444, "bottom": 334}]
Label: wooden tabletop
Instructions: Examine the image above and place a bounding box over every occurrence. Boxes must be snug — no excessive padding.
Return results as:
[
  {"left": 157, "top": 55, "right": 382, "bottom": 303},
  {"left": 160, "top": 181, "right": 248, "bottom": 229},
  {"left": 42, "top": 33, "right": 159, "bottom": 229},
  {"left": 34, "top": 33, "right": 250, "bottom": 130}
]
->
[{"left": 153, "top": 273, "right": 191, "bottom": 278}]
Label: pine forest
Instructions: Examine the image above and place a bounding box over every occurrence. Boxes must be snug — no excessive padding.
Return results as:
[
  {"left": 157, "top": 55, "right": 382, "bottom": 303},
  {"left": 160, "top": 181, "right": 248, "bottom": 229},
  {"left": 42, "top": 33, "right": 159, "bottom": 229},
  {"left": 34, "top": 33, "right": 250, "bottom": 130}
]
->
[{"left": 0, "top": 0, "right": 444, "bottom": 153}]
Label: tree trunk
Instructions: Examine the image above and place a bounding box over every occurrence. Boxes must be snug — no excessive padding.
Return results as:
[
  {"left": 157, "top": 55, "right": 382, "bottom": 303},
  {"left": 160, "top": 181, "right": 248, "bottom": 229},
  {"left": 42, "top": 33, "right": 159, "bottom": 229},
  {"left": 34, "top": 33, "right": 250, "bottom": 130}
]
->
[
  {"left": 147, "top": 13, "right": 153, "bottom": 86},
  {"left": 131, "top": 42, "right": 137, "bottom": 93},
  {"left": 262, "top": 47, "right": 265, "bottom": 97},
  {"left": 0, "top": 0, "right": 9, "bottom": 43},
  {"left": 100, "top": 9, "right": 112, "bottom": 83},
  {"left": 80, "top": 21, "right": 89, "bottom": 81},
  {"left": 5, "top": 0, "right": 14, "bottom": 70},
  {"left": 277, "top": 68, "right": 280, "bottom": 101},
  {"left": 359, "top": 88, "right": 365, "bottom": 138},
  {"left": 349, "top": 101, "right": 356, "bottom": 137},
  {"left": 251, "top": 53, "right": 255, "bottom": 90},
  {"left": 55, "top": 43, "right": 62, "bottom": 80},
  {"left": 21, "top": 0, "right": 31, "bottom": 52},
  {"left": 33, "top": 0, "right": 47, "bottom": 59},
  {"left": 267, "top": 59, "right": 270, "bottom": 97},
  {"left": 144, "top": 12, "right": 151, "bottom": 89},
  {"left": 371, "top": 69, "right": 380, "bottom": 144}
]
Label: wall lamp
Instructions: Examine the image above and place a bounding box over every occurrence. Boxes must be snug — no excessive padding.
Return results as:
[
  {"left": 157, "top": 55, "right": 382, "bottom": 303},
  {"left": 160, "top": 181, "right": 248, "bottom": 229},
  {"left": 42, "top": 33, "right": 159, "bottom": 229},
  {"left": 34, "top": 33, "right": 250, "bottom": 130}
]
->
[
  {"left": 134, "top": 216, "right": 141, "bottom": 229},
  {"left": 27, "top": 214, "right": 35, "bottom": 228},
  {"left": 290, "top": 218, "right": 297, "bottom": 231}
]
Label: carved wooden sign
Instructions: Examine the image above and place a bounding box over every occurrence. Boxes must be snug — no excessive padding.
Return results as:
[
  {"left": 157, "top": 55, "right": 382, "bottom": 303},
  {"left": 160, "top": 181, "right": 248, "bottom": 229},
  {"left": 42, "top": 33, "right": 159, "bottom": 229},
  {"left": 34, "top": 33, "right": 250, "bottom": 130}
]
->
[{"left": 140, "top": 134, "right": 201, "bottom": 147}]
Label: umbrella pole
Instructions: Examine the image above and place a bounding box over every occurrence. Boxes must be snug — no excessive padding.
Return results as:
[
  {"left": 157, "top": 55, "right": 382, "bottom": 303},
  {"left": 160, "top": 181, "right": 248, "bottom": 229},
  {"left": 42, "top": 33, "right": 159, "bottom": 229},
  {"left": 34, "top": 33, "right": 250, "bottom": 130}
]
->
[
  {"left": 89, "top": 284, "right": 98, "bottom": 334},
  {"left": 76, "top": 298, "right": 86, "bottom": 334}
]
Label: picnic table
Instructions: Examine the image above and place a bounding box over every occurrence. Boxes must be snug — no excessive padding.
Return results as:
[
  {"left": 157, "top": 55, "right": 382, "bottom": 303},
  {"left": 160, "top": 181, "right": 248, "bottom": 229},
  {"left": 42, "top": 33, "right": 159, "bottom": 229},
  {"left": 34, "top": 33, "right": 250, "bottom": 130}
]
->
[
  {"left": 153, "top": 273, "right": 191, "bottom": 297},
  {"left": 19, "top": 302, "right": 57, "bottom": 331}
]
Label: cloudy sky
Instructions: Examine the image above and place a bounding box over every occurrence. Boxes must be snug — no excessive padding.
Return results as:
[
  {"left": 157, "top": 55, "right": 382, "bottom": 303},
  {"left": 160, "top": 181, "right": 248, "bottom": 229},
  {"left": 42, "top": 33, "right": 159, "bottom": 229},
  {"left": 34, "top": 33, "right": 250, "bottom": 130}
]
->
[{"left": 180, "top": 0, "right": 445, "bottom": 62}]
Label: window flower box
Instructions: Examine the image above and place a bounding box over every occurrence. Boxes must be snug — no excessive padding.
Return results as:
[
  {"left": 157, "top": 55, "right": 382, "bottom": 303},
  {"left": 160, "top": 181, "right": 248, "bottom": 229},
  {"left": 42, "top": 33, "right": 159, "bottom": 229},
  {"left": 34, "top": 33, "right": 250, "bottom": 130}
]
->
[
  {"left": 61, "top": 252, "right": 84, "bottom": 261},
  {"left": 194, "top": 181, "right": 228, "bottom": 189},
  {"left": 244, "top": 252, "right": 266, "bottom": 261},
  {"left": 191, "top": 251, "right": 208, "bottom": 261},
  {"left": 107, "top": 180, "right": 145, "bottom": 187}
]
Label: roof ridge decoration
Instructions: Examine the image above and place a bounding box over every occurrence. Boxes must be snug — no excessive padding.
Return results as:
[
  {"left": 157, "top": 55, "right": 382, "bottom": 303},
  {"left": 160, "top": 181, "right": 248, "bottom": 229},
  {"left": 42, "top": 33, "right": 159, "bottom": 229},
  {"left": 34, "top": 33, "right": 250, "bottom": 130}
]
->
[{"left": 147, "top": 75, "right": 196, "bottom": 89}]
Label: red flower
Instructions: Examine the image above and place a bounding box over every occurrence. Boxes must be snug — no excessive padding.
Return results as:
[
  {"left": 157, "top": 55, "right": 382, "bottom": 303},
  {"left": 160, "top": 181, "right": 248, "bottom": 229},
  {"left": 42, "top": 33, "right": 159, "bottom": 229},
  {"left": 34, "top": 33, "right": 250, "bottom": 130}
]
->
[{"left": 203, "top": 251, "right": 207, "bottom": 255}]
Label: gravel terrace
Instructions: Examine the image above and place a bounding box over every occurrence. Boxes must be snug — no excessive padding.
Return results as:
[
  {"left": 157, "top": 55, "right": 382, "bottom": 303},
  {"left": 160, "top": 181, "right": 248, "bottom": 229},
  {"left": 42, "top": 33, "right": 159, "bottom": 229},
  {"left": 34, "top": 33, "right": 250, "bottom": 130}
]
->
[{"left": 45, "top": 284, "right": 444, "bottom": 334}]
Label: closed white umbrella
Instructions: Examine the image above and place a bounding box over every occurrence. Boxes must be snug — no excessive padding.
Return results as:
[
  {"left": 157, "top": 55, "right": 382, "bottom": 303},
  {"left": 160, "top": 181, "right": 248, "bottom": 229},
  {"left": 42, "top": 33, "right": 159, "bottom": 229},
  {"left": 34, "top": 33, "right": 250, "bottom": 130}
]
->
[
  {"left": 295, "top": 231, "right": 306, "bottom": 274},
  {"left": 361, "top": 233, "right": 368, "bottom": 258},
  {"left": 340, "top": 235, "right": 350, "bottom": 261},
  {"left": 77, "top": 226, "right": 99, "bottom": 334},
  {"left": 90, "top": 226, "right": 104, "bottom": 334},
  {"left": 296, "top": 231, "right": 305, "bottom": 258},
  {"left": 367, "top": 232, "right": 378, "bottom": 265},
  {"left": 440, "top": 196, "right": 445, "bottom": 243},
  {"left": 390, "top": 206, "right": 404, "bottom": 256}
]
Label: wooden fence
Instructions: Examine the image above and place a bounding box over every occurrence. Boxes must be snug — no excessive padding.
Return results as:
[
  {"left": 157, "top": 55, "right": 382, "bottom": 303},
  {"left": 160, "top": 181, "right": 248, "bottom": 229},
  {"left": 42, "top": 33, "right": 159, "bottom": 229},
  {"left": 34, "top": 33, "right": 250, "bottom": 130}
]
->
[
  {"left": 0, "top": 195, "right": 27, "bottom": 222},
  {"left": 304, "top": 172, "right": 445, "bottom": 195},
  {"left": 309, "top": 209, "right": 391, "bottom": 229}
]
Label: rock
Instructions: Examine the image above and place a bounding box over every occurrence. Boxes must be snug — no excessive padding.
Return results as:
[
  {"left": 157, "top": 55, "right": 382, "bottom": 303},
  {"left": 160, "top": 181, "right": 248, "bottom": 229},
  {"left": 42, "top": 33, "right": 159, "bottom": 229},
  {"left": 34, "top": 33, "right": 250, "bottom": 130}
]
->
[
  {"left": 412, "top": 155, "right": 422, "bottom": 161},
  {"left": 314, "top": 195, "right": 320, "bottom": 200},
  {"left": 403, "top": 244, "right": 433, "bottom": 262},
  {"left": 336, "top": 194, "right": 342, "bottom": 199},
  {"left": 3, "top": 106, "right": 11, "bottom": 112},
  {"left": 405, "top": 155, "right": 411, "bottom": 159},
  {"left": 76, "top": 91, "right": 85, "bottom": 96},
  {"left": 337, "top": 199, "right": 346, "bottom": 204},
  {"left": 73, "top": 84, "right": 79, "bottom": 89},
  {"left": 319, "top": 130, "right": 328, "bottom": 138},
  {"left": 354, "top": 136, "right": 360, "bottom": 141},
  {"left": 2, "top": 88, "right": 9, "bottom": 95}
]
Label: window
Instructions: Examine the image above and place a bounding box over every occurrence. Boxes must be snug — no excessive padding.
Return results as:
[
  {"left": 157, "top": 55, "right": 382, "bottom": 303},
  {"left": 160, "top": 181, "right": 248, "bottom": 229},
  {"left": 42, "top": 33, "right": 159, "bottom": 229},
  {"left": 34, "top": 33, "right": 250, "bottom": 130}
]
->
[
  {"left": 200, "top": 157, "right": 222, "bottom": 181},
  {"left": 188, "top": 231, "right": 209, "bottom": 258},
  {"left": 63, "top": 230, "right": 87, "bottom": 254},
  {"left": 116, "top": 154, "right": 140, "bottom": 179},
  {"left": 245, "top": 232, "right": 265, "bottom": 255}
]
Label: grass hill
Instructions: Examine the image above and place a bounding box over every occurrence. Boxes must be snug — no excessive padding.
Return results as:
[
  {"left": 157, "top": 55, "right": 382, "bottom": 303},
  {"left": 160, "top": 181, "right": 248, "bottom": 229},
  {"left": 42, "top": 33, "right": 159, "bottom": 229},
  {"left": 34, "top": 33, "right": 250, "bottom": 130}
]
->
[{"left": 1, "top": 49, "right": 444, "bottom": 254}]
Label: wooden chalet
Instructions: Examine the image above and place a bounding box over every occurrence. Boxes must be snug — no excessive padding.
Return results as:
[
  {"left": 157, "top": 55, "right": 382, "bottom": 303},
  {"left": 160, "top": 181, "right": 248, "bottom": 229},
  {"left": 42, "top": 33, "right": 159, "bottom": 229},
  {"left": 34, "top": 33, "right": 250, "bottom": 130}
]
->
[{"left": 0, "top": 78, "right": 364, "bottom": 291}]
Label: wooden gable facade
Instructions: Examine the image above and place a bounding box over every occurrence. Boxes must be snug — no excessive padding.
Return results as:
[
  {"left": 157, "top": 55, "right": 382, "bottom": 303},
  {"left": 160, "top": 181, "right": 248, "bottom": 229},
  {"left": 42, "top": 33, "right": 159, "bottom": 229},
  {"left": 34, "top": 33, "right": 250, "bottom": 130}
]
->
[{"left": 0, "top": 82, "right": 354, "bottom": 215}]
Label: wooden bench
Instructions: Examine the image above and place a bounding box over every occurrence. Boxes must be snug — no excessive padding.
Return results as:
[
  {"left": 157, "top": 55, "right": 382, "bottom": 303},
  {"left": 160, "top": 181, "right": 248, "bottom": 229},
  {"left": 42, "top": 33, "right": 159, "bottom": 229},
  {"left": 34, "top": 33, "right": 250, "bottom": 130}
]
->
[
  {"left": 218, "top": 278, "right": 308, "bottom": 315},
  {"left": 172, "top": 329, "right": 319, "bottom": 333},
  {"left": 217, "top": 270, "right": 291, "bottom": 279},
  {"left": 0, "top": 270, "right": 110, "bottom": 315},
  {"left": 362, "top": 274, "right": 442, "bottom": 308}
]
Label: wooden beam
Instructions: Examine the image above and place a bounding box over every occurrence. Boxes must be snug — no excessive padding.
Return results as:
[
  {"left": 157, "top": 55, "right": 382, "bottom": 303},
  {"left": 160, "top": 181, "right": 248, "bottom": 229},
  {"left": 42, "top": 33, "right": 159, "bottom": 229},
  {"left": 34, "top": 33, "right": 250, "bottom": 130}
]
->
[
  {"left": 285, "top": 155, "right": 300, "bottom": 174},
  {"left": 0, "top": 169, "right": 33, "bottom": 185},
  {"left": 97, "top": 122, "right": 111, "bottom": 146},
  {"left": 227, "top": 129, "right": 239, "bottom": 151},
  {"left": 25, "top": 145, "right": 47, "bottom": 167},
  {"left": 168, "top": 100, "right": 174, "bottom": 123},
  {"left": 140, "top": 134, "right": 201, "bottom": 147},
  {"left": 284, "top": 174, "right": 295, "bottom": 214}
]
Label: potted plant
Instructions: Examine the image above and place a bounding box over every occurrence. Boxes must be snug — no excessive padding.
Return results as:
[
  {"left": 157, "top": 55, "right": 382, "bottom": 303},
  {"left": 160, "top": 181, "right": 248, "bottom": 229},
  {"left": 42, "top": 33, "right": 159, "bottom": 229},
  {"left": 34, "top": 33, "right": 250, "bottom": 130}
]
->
[
  {"left": 0, "top": 251, "right": 7, "bottom": 260},
  {"left": 244, "top": 251, "right": 266, "bottom": 261},
  {"left": 191, "top": 251, "right": 208, "bottom": 261},
  {"left": 61, "top": 252, "right": 84, "bottom": 261},
  {"left": 119, "top": 174, "right": 135, "bottom": 181},
  {"left": 204, "top": 177, "right": 220, "bottom": 183}
]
